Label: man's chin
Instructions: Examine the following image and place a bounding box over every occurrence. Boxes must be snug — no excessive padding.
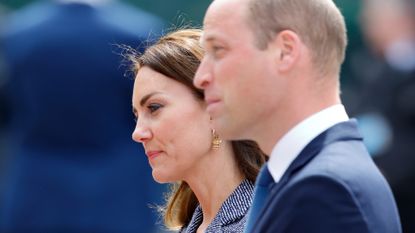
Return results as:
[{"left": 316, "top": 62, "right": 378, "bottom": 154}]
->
[{"left": 213, "top": 118, "right": 245, "bottom": 141}]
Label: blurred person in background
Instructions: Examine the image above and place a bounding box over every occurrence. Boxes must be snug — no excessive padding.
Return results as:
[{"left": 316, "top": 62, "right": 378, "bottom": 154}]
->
[
  {"left": 343, "top": 0, "right": 415, "bottom": 231},
  {"left": 0, "top": 0, "right": 165, "bottom": 232},
  {"left": 0, "top": 2, "right": 10, "bottom": 213},
  {"left": 130, "top": 29, "right": 266, "bottom": 233}
]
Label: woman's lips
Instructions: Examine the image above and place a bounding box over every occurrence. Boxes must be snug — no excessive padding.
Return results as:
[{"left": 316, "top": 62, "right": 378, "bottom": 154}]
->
[{"left": 146, "top": 151, "right": 162, "bottom": 159}]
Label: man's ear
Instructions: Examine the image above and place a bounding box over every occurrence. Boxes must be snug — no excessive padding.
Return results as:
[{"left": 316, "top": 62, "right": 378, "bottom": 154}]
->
[{"left": 270, "top": 30, "right": 301, "bottom": 72}]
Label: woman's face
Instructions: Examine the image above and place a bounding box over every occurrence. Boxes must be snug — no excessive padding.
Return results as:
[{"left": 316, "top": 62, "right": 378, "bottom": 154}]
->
[{"left": 132, "top": 66, "right": 212, "bottom": 183}]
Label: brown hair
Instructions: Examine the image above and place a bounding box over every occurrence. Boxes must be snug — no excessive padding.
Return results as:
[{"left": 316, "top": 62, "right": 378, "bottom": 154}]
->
[
  {"left": 129, "top": 29, "right": 266, "bottom": 230},
  {"left": 246, "top": 0, "right": 347, "bottom": 76}
]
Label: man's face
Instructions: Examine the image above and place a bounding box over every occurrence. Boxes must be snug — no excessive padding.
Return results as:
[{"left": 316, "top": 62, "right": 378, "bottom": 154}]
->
[{"left": 194, "top": 0, "right": 281, "bottom": 141}]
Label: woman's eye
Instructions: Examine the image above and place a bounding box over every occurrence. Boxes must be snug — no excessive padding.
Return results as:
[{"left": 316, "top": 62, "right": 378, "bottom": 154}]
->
[{"left": 147, "top": 103, "right": 162, "bottom": 113}]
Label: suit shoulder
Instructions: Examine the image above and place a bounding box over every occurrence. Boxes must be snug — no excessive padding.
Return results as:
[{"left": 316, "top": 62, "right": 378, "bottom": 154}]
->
[
  {"left": 270, "top": 140, "right": 401, "bottom": 233},
  {"left": 290, "top": 140, "right": 396, "bottom": 214},
  {"left": 297, "top": 139, "right": 381, "bottom": 184},
  {"left": 283, "top": 173, "right": 359, "bottom": 204},
  {"left": 263, "top": 175, "right": 370, "bottom": 233}
]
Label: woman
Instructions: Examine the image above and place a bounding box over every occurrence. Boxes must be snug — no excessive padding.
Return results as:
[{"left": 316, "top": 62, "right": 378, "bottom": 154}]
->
[{"left": 130, "top": 29, "right": 266, "bottom": 232}]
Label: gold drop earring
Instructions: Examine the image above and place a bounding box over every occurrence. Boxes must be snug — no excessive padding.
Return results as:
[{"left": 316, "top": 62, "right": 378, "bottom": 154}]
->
[{"left": 211, "top": 129, "right": 222, "bottom": 149}]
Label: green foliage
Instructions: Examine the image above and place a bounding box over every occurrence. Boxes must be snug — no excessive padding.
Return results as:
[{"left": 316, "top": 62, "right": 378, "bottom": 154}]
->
[{"left": 1, "top": 0, "right": 211, "bottom": 26}]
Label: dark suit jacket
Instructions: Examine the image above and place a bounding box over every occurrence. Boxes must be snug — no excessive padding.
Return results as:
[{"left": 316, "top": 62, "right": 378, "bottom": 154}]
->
[
  {"left": 0, "top": 1, "right": 164, "bottom": 232},
  {"left": 251, "top": 120, "right": 402, "bottom": 233}
]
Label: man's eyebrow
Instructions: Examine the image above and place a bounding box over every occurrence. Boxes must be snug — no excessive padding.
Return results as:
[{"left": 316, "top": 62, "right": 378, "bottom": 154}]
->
[
  {"left": 200, "top": 33, "right": 218, "bottom": 46},
  {"left": 204, "top": 36, "right": 216, "bottom": 43}
]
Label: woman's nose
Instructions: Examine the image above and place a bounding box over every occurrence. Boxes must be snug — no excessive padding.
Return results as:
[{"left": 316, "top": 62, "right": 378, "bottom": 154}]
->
[{"left": 132, "top": 123, "right": 152, "bottom": 143}]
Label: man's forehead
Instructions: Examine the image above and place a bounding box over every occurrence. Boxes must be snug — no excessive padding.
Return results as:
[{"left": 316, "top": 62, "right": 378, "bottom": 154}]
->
[{"left": 203, "top": 0, "right": 247, "bottom": 26}]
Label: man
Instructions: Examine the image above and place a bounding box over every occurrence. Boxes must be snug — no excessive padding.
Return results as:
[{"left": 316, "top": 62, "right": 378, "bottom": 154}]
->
[
  {"left": 0, "top": 0, "right": 164, "bottom": 232},
  {"left": 194, "top": 0, "right": 402, "bottom": 232}
]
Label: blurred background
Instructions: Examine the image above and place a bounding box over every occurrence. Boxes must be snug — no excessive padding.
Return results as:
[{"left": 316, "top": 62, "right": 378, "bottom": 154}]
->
[{"left": 0, "top": 0, "right": 414, "bottom": 232}]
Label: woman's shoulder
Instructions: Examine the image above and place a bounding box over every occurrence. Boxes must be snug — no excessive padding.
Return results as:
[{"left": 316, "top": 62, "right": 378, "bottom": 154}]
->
[
  {"left": 220, "top": 214, "right": 249, "bottom": 232},
  {"left": 212, "top": 179, "right": 255, "bottom": 231},
  {"left": 180, "top": 180, "right": 255, "bottom": 233},
  {"left": 220, "top": 179, "right": 255, "bottom": 215}
]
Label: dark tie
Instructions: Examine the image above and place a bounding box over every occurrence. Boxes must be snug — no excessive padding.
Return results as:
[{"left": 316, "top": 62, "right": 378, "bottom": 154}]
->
[{"left": 244, "top": 164, "right": 273, "bottom": 233}]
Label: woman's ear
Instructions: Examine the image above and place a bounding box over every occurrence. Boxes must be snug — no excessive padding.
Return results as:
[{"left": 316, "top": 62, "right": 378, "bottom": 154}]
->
[{"left": 270, "top": 30, "right": 301, "bottom": 72}]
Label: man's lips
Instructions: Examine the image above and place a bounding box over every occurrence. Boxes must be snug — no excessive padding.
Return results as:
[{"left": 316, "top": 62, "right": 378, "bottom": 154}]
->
[
  {"left": 205, "top": 97, "right": 220, "bottom": 105},
  {"left": 205, "top": 98, "right": 221, "bottom": 113},
  {"left": 146, "top": 151, "right": 162, "bottom": 159}
]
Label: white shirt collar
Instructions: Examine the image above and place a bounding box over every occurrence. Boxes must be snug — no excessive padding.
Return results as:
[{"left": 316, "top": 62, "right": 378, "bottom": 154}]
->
[{"left": 268, "top": 104, "right": 349, "bottom": 182}]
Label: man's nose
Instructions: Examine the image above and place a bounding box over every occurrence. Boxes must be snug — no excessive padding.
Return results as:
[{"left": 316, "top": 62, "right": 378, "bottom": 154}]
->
[{"left": 194, "top": 57, "right": 212, "bottom": 89}]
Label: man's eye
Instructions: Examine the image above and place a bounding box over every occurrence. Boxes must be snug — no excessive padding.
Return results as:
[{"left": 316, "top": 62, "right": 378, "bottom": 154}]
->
[
  {"left": 212, "top": 45, "right": 225, "bottom": 58},
  {"left": 148, "top": 103, "right": 162, "bottom": 113},
  {"left": 212, "top": 45, "right": 223, "bottom": 52}
]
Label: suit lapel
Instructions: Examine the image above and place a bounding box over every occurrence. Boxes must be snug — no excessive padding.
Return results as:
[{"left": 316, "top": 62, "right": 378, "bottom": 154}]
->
[{"left": 251, "top": 120, "right": 363, "bottom": 232}]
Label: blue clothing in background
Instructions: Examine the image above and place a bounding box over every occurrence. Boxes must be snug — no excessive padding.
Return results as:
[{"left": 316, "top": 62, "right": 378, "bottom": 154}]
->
[{"left": 0, "top": 1, "right": 165, "bottom": 232}]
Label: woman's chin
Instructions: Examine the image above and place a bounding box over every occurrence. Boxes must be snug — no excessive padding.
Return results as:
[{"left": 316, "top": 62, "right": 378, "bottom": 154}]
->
[{"left": 152, "top": 172, "right": 173, "bottom": 184}]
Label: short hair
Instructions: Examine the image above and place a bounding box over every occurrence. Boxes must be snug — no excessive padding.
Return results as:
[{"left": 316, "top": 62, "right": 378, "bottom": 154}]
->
[
  {"left": 129, "top": 29, "right": 267, "bottom": 230},
  {"left": 246, "top": 0, "right": 347, "bottom": 75}
]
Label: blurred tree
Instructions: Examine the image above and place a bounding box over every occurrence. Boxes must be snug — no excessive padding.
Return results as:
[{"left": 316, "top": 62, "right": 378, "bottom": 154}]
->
[
  {"left": 2, "top": 0, "right": 211, "bottom": 25},
  {"left": 334, "top": 0, "right": 364, "bottom": 87},
  {"left": 126, "top": 0, "right": 210, "bottom": 26}
]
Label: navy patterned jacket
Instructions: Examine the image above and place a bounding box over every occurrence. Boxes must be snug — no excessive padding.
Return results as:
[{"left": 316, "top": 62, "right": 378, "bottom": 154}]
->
[{"left": 180, "top": 180, "right": 254, "bottom": 233}]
